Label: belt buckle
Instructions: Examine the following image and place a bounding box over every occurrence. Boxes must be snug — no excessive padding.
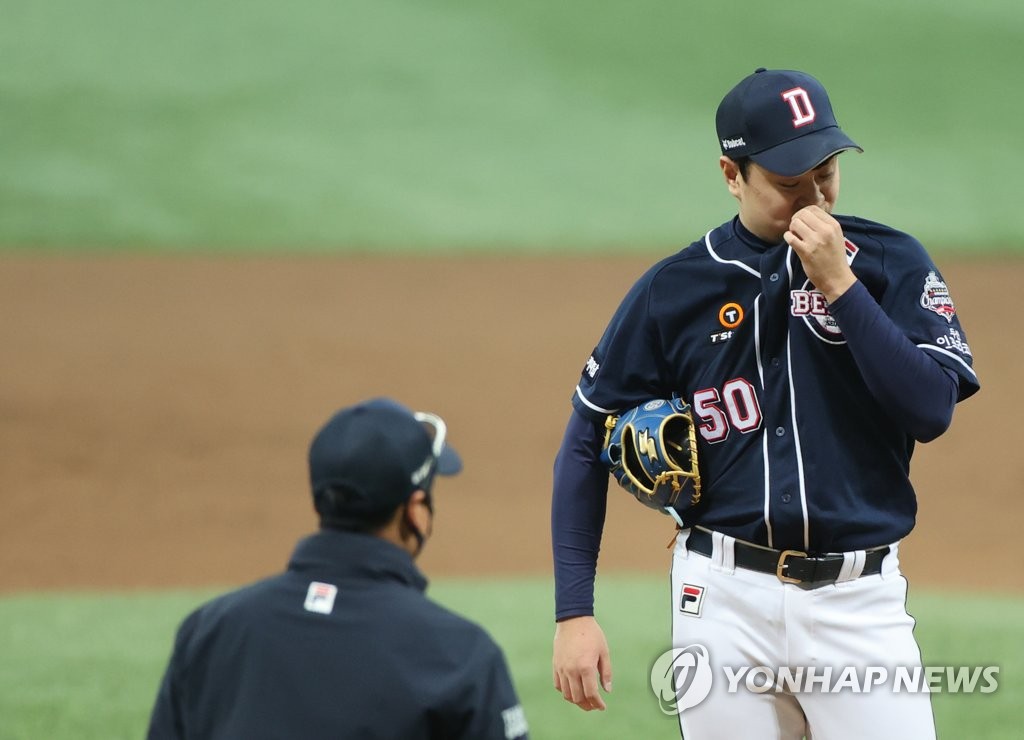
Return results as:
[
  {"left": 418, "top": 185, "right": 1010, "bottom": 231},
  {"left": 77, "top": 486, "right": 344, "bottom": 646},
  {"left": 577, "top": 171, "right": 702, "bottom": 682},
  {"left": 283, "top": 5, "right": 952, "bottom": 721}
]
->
[{"left": 776, "top": 549, "right": 807, "bottom": 584}]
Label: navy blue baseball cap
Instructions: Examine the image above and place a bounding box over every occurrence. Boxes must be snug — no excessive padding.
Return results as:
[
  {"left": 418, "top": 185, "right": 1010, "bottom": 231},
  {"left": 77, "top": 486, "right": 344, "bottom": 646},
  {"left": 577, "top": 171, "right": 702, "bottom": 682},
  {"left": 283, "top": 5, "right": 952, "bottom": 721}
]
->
[
  {"left": 308, "top": 398, "right": 462, "bottom": 519},
  {"left": 716, "top": 68, "right": 862, "bottom": 177}
]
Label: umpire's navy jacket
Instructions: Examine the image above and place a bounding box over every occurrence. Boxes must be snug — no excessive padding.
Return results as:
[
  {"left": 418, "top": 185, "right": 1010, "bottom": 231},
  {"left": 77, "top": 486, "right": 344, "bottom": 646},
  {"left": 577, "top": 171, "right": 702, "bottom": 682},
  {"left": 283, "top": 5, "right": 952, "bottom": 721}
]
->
[{"left": 147, "top": 530, "right": 528, "bottom": 739}]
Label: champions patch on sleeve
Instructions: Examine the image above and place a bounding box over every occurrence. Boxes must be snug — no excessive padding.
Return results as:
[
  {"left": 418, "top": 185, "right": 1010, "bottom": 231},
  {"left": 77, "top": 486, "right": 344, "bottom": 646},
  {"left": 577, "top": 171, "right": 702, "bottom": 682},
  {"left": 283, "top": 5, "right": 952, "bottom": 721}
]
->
[{"left": 919, "top": 271, "right": 956, "bottom": 322}]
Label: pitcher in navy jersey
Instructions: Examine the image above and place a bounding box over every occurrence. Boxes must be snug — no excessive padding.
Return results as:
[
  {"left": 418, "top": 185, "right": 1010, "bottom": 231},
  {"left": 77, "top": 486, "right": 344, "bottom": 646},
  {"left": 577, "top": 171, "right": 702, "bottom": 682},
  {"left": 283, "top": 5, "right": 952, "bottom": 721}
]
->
[{"left": 551, "top": 68, "right": 978, "bottom": 739}]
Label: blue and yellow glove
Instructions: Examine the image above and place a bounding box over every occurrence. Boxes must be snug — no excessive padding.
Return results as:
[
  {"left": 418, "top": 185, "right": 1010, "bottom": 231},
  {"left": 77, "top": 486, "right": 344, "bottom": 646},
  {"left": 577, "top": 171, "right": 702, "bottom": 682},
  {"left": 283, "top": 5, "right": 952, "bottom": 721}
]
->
[{"left": 599, "top": 397, "right": 702, "bottom": 520}]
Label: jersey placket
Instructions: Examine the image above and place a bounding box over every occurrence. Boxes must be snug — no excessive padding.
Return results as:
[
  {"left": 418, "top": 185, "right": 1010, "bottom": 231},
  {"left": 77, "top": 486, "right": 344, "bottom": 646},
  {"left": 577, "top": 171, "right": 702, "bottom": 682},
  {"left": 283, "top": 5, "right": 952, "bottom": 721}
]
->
[{"left": 758, "top": 247, "right": 809, "bottom": 551}]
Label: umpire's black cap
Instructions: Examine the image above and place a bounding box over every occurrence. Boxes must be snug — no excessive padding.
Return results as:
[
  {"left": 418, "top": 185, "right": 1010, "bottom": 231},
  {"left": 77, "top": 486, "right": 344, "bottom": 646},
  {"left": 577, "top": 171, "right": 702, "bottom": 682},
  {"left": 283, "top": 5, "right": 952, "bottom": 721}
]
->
[
  {"left": 716, "top": 68, "right": 862, "bottom": 177},
  {"left": 308, "top": 398, "right": 462, "bottom": 521}
]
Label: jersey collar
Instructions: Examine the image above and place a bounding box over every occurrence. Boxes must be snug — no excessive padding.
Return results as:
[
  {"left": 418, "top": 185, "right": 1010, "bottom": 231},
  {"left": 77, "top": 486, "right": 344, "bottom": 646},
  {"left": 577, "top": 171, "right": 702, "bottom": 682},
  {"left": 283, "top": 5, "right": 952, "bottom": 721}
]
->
[
  {"left": 732, "top": 216, "right": 783, "bottom": 253},
  {"left": 288, "top": 529, "right": 429, "bottom": 592}
]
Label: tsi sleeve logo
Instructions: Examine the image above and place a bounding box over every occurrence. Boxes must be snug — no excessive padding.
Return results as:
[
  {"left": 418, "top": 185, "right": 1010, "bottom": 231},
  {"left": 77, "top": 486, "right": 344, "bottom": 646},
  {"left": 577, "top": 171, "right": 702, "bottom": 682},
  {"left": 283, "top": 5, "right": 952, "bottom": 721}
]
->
[{"left": 650, "top": 644, "right": 714, "bottom": 714}]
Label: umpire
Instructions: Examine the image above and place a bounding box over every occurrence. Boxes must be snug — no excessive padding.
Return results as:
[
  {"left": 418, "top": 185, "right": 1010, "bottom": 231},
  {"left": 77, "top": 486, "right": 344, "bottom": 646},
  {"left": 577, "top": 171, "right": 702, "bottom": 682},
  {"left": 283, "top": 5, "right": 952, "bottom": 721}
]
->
[{"left": 147, "top": 398, "right": 529, "bottom": 740}]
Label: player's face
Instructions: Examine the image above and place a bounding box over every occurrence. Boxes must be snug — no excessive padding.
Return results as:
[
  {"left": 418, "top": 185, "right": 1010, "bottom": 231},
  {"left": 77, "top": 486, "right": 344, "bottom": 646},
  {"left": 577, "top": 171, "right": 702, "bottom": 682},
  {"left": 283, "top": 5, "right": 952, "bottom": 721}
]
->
[{"left": 722, "top": 157, "right": 841, "bottom": 244}]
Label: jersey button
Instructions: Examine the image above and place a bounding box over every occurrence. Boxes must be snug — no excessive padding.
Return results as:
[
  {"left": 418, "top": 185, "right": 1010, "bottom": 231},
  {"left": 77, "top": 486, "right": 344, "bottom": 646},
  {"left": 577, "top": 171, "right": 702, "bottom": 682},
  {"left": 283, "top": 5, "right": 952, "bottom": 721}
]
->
[
  {"left": 781, "top": 492, "right": 792, "bottom": 503},
  {"left": 775, "top": 426, "right": 785, "bottom": 436},
  {"left": 770, "top": 358, "right": 780, "bottom": 368},
  {"left": 769, "top": 272, "right": 780, "bottom": 282}
]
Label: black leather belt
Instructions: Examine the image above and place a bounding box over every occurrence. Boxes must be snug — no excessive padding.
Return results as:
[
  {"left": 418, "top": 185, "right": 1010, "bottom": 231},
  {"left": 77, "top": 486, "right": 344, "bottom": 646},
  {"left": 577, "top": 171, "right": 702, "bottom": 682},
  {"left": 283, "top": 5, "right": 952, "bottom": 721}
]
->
[{"left": 686, "top": 527, "right": 889, "bottom": 589}]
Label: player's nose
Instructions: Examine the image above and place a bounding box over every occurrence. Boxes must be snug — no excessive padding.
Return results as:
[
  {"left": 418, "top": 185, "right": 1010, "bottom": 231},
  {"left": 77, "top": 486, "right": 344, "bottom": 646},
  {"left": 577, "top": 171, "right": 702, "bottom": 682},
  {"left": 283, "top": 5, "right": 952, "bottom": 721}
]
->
[{"left": 795, "top": 180, "right": 825, "bottom": 209}]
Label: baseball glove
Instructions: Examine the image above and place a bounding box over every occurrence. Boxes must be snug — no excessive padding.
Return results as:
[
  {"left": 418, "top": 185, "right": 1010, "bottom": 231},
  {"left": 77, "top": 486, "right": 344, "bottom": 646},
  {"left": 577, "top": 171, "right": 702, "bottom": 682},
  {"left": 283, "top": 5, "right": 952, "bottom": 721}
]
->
[{"left": 599, "top": 397, "right": 701, "bottom": 516}]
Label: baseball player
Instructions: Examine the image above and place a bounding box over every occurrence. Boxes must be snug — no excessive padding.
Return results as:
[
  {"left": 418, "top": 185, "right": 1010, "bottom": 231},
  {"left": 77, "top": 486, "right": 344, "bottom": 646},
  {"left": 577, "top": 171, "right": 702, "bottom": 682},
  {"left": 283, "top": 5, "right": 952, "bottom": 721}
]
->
[
  {"left": 551, "top": 68, "right": 979, "bottom": 739},
  {"left": 148, "top": 398, "right": 529, "bottom": 740}
]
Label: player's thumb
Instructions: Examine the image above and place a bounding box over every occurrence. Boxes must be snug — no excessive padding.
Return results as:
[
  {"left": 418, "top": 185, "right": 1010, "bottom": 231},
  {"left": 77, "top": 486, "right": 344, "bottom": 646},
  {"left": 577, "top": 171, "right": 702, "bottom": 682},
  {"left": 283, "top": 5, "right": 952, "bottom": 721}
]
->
[{"left": 599, "top": 653, "right": 613, "bottom": 693}]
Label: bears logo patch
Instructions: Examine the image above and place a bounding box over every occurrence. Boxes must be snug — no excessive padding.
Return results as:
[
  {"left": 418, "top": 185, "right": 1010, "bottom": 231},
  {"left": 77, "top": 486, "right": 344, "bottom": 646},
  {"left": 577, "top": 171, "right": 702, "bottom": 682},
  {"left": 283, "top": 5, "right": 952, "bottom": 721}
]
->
[
  {"left": 789, "top": 239, "right": 858, "bottom": 344},
  {"left": 791, "top": 281, "right": 844, "bottom": 344}
]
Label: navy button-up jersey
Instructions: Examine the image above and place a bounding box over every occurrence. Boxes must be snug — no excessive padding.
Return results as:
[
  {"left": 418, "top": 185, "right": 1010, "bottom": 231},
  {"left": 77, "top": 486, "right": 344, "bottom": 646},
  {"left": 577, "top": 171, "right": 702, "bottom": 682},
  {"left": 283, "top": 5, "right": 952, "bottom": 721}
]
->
[{"left": 572, "top": 216, "right": 979, "bottom": 552}]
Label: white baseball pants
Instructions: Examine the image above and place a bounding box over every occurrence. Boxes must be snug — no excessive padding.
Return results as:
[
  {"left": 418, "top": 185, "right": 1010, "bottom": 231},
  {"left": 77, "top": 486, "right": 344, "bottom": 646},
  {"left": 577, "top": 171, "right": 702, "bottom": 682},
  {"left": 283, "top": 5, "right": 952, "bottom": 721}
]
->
[{"left": 670, "top": 529, "right": 936, "bottom": 740}]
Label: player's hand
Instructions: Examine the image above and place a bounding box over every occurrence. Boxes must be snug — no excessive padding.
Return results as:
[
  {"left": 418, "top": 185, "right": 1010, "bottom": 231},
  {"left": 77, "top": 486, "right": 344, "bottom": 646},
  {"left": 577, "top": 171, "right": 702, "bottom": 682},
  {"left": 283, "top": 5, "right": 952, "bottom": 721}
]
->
[
  {"left": 784, "top": 205, "right": 856, "bottom": 303},
  {"left": 552, "top": 616, "right": 612, "bottom": 711}
]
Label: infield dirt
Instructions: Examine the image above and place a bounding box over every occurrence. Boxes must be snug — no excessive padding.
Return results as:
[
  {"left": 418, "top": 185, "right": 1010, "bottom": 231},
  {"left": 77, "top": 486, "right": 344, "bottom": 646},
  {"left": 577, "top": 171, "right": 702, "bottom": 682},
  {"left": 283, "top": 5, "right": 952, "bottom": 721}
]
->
[{"left": 1, "top": 255, "right": 1020, "bottom": 593}]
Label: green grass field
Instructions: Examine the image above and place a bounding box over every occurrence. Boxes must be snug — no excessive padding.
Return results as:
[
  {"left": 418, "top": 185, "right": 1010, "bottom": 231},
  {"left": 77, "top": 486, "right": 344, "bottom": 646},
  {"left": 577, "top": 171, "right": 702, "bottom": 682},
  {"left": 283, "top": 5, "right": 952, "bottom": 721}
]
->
[
  {"left": 1, "top": 1, "right": 1020, "bottom": 738},
  {"left": 1, "top": 0, "right": 1022, "bottom": 252},
  {"left": 1, "top": 577, "right": 1020, "bottom": 740}
]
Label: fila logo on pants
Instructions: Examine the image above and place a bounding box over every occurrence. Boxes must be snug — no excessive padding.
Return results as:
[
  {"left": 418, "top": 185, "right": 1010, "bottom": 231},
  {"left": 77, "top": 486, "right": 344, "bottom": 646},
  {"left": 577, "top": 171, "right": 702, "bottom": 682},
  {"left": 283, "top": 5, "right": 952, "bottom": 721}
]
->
[{"left": 679, "top": 583, "right": 706, "bottom": 617}]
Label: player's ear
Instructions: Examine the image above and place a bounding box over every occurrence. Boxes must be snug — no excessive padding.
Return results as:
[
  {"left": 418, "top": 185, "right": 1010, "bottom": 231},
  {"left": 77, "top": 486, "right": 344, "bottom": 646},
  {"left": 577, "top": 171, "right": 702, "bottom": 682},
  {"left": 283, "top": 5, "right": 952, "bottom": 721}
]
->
[
  {"left": 406, "top": 490, "right": 433, "bottom": 531},
  {"left": 720, "top": 156, "right": 743, "bottom": 197}
]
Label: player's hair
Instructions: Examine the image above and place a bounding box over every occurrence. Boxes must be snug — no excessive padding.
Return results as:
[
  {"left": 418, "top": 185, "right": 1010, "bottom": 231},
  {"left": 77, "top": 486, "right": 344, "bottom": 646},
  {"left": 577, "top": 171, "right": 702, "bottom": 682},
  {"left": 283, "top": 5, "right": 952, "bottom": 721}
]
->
[
  {"left": 732, "top": 156, "right": 752, "bottom": 181},
  {"left": 315, "top": 484, "right": 399, "bottom": 533}
]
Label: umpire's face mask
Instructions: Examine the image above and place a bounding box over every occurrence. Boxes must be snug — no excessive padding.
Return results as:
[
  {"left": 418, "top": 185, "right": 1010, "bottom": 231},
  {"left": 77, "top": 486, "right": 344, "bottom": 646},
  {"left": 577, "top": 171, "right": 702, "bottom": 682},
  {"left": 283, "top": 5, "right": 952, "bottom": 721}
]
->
[{"left": 402, "top": 488, "right": 434, "bottom": 557}]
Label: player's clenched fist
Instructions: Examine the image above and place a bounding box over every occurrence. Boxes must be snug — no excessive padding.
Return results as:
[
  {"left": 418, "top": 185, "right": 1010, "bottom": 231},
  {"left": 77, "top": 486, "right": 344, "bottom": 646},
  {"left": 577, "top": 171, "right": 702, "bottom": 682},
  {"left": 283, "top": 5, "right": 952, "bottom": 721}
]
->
[{"left": 785, "top": 205, "right": 856, "bottom": 302}]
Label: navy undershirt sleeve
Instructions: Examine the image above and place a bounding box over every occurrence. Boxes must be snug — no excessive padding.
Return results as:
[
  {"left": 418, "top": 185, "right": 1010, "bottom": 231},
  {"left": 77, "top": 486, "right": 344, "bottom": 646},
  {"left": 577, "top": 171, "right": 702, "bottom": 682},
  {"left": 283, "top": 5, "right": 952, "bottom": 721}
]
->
[
  {"left": 829, "top": 280, "right": 958, "bottom": 442},
  {"left": 551, "top": 410, "right": 609, "bottom": 621}
]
